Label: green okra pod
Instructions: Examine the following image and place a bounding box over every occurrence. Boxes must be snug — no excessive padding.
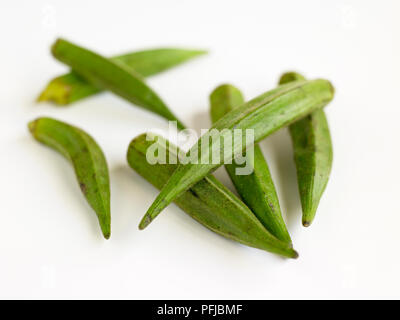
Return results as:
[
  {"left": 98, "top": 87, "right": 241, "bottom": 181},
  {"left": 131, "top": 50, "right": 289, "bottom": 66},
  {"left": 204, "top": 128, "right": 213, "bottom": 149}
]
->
[
  {"left": 139, "top": 78, "right": 334, "bottom": 229},
  {"left": 28, "top": 117, "right": 111, "bottom": 239},
  {"left": 210, "top": 84, "right": 291, "bottom": 244},
  {"left": 279, "top": 72, "right": 333, "bottom": 227},
  {"left": 127, "top": 133, "right": 298, "bottom": 258},
  {"left": 38, "top": 48, "right": 207, "bottom": 105},
  {"left": 51, "top": 38, "right": 185, "bottom": 130}
]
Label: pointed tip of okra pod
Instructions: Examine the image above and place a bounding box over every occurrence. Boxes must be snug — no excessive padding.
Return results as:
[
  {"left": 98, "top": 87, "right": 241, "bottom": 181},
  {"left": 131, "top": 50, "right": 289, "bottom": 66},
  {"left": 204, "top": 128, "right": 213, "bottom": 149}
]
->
[
  {"left": 302, "top": 212, "right": 316, "bottom": 227},
  {"left": 302, "top": 221, "right": 311, "bottom": 227},
  {"left": 302, "top": 217, "right": 315, "bottom": 227},
  {"left": 99, "top": 214, "right": 111, "bottom": 239},
  {"left": 103, "top": 231, "right": 111, "bottom": 240},
  {"left": 192, "top": 49, "right": 208, "bottom": 56},
  {"left": 280, "top": 248, "right": 299, "bottom": 259},
  {"left": 302, "top": 207, "right": 317, "bottom": 227},
  {"left": 138, "top": 215, "right": 152, "bottom": 230},
  {"left": 291, "top": 250, "right": 299, "bottom": 259},
  {"left": 139, "top": 196, "right": 170, "bottom": 230}
]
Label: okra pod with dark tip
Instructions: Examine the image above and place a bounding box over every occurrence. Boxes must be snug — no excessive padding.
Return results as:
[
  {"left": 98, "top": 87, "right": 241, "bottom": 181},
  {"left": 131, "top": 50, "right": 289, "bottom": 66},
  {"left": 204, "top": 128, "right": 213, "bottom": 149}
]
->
[
  {"left": 210, "top": 84, "right": 291, "bottom": 244},
  {"left": 139, "top": 79, "right": 334, "bottom": 229},
  {"left": 51, "top": 38, "right": 185, "bottom": 130},
  {"left": 127, "top": 133, "right": 298, "bottom": 258},
  {"left": 28, "top": 117, "right": 111, "bottom": 239},
  {"left": 279, "top": 72, "right": 333, "bottom": 227},
  {"left": 38, "top": 48, "right": 207, "bottom": 105}
]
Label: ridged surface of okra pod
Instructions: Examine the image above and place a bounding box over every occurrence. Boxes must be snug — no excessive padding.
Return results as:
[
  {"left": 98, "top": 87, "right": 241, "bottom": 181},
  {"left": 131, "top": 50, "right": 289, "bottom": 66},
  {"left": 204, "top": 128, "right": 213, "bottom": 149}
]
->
[
  {"left": 28, "top": 117, "right": 111, "bottom": 239},
  {"left": 127, "top": 133, "right": 298, "bottom": 258},
  {"left": 279, "top": 72, "right": 333, "bottom": 226},
  {"left": 51, "top": 38, "right": 185, "bottom": 129},
  {"left": 140, "top": 78, "right": 335, "bottom": 229},
  {"left": 38, "top": 48, "right": 206, "bottom": 105},
  {"left": 210, "top": 84, "right": 291, "bottom": 244}
]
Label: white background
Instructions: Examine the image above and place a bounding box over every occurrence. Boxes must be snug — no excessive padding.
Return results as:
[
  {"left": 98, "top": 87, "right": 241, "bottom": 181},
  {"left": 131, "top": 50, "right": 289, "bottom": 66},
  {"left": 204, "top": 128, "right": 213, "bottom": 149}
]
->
[{"left": 1, "top": 0, "right": 399, "bottom": 299}]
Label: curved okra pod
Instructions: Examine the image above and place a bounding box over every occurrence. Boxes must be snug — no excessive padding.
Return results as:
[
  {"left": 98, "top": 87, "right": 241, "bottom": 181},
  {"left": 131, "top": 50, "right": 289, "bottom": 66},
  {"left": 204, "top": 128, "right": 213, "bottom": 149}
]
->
[
  {"left": 38, "top": 48, "right": 207, "bottom": 105},
  {"left": 28, "top": 117, "right": 111, "bottom": 239},
  {"left": 127, "top": 133, "right": 298, "bottom": 258},
  {"left": 279, "top": 72, "right": 333, "bottom": 227},
  {"left": 210, "top": 84, "right": 291, "bottom": 244},
  {"left": 139, "top": 78, "right": 334, "bottom": 229},
  {"left": 51, "top": 38, "right": 185, "bottom": 130}
]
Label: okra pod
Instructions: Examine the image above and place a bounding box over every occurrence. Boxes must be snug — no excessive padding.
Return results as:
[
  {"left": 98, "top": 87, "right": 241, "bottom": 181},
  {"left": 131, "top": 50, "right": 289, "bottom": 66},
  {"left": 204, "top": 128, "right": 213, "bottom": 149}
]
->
[
  {"left": 127, "top": 133, "right": 298, "bottom": 258},
  {"left": 51, "top": 39, "right": 185, "bottom": 130},
  {"left": 38, "top": 48, "right": 206, "bottom": 105},
  {"left": 28, "top": 117, "right": 111, "bottom": 239},
  {"left": 279, "top": 72, "right": 333, "bottom": 226},
  {"left": 210, "top": 84, "right": 291, "bottom": 244},
  {"left": 140, "top": 79, "right": 334, "bottom": 229}
]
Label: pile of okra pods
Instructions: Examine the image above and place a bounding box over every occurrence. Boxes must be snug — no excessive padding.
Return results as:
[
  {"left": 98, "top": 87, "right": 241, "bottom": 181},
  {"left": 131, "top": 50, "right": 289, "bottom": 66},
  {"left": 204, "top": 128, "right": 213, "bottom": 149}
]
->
[{"left": 30, "top": 38, "right": 334, "bottom": 259}]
